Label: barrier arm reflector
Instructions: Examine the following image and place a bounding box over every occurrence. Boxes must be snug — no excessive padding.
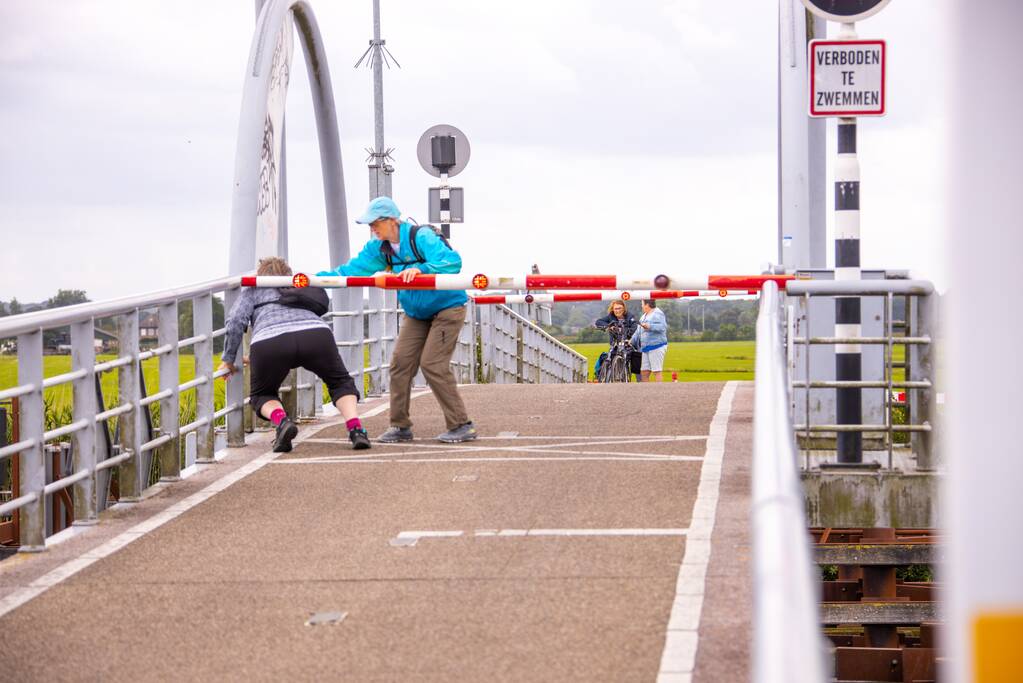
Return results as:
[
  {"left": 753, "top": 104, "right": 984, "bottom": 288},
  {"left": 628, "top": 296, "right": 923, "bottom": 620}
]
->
[{"left": 241, "top": 273, "right": 801, "bottom": 291}]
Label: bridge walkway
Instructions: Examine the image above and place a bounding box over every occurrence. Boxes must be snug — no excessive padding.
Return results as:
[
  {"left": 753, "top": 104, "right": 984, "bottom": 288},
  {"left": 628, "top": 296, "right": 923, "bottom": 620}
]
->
[{"left": 0, "top": 382, "right": 752, "bottom": 682}]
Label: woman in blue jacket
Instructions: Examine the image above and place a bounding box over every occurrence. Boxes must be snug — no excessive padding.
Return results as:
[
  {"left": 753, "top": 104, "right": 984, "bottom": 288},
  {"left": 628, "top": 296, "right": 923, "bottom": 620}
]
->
[{"left": 319, "top": 197, "right": 477, "bottom": 443}]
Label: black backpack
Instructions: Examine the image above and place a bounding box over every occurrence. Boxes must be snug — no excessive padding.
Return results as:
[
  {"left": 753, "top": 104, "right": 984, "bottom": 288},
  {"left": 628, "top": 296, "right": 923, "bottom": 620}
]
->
[
  {"left": 255, "top": 286, "right": 330, "bottom": 317},
  {"left": 381, "top": 222, "right": 453, "bottom": 269}
]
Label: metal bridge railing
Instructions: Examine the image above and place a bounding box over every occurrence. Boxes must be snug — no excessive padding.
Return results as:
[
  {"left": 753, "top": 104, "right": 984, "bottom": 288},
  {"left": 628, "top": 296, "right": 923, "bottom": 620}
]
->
[
  {"left": 752, "top": 280, "right": 828, "bottom": 683},
  {"left": 0, "top": 278, "right": 584, "bottom": 552},
  {"left": 0, "top": 275, "right": 243, "bottom": 551},
  {"left": 476, "top": 304, "right": 588, "bottom": 384},
  {"left": 785, "top": 279, "right": 938, "bottom": 469}
]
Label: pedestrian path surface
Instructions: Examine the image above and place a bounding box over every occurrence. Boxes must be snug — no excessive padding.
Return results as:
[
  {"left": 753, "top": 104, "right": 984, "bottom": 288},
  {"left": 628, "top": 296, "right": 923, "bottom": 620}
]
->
[{"left": 0, "top": 382, "right": 752, "bottom": 682}]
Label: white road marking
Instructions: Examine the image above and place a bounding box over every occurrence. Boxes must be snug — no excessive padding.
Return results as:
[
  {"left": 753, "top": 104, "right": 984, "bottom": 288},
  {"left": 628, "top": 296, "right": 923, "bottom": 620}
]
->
[
  {"left": 390, "top": 528, "right": 689, "bottom": 546},
  {"left": 276, "top": 435, "right": 706, "bottom": 463},
  {"left": 389, "top": 530, "right": 463, "bottom": 546},
  {"left": 303, "top": 434, "right": 707, "bottom": 444},
  {"left": 0, "top": 395, "right": 408, "bottom": 620},
  {"left": 273, "top": 456, "right": 695, "bottom": 464},
  {"left": 657, "top": 381, "right": 737, "bottom": 679}
]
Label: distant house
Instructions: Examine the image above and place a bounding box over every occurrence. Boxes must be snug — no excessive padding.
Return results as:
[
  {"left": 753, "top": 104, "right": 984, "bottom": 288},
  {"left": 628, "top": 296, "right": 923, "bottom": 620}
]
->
[
  {"left": 139, "top": 313, "right": 159, "bottom": 349},
  {"left": 94, "top": 327, "right": 117, "bottom": 353}
]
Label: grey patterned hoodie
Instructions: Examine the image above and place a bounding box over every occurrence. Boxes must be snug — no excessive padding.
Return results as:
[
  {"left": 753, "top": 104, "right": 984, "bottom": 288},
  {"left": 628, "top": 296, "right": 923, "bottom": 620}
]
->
[{"left": 222, "top": 288, "right": 329, "bottom": 364}]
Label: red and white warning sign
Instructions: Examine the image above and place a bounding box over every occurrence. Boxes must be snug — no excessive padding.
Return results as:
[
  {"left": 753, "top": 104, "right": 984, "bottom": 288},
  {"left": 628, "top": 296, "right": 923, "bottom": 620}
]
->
[{"left": 808, "top": 39, "right": 886, "bottom": 117}]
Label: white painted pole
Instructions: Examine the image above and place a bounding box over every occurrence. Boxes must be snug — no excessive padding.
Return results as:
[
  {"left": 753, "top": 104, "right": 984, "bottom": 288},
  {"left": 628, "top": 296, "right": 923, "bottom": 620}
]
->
[{"left": 947, "top": 3, "right": 1023, "bottom": 680}]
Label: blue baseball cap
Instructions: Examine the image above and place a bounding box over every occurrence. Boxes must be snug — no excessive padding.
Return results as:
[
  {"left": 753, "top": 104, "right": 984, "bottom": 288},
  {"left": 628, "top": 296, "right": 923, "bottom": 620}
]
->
[{"left": 355, "top": 196, "right": 401, "bottom": 224}]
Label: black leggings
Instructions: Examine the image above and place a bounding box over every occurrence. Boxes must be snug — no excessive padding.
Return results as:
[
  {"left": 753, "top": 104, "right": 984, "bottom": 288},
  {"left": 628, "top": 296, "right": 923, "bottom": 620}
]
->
[{"left": 248, "top": 327, "right": 359, "bottom": 418}]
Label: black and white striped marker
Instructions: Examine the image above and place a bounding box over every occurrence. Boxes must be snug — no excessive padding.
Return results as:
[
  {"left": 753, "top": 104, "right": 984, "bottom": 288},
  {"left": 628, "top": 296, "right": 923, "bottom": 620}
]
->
[
  {"left": 835, "top": 117, "right": 862, "bottom": 463},
  {"left": 439, "top": 172, "right": 451, "bottom": 239}
]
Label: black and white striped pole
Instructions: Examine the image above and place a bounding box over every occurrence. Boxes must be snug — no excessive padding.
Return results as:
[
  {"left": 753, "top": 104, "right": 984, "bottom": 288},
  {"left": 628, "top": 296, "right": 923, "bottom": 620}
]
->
[
  {"left": 835, "top": 111, "right": 862, "bottom": 462},
  {"left": 802, "top": 0, "right": 889, "bottom": 465}
]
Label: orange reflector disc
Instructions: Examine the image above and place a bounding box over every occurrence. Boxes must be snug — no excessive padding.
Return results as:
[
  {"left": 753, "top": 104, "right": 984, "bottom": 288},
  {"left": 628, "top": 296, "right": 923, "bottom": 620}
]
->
[
  {"left": 293, "top": 273, "right": 310, "bottom": 288},
  {"left": 472, "top": 274, "right": 489, "bottom": 289}
]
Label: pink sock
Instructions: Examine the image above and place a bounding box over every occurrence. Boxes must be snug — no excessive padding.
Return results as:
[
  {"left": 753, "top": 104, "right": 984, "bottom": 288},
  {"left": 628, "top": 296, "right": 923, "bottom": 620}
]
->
[
  {"left": 346, "top": 418, "right": 362, "bottom": 431},
  {"left": 270, "top": 408, "right": 287, "bottom": 426}
]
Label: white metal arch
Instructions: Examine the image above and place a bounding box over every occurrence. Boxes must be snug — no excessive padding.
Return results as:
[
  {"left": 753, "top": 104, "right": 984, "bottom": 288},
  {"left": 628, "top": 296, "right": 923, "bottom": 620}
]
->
[{"left": 228, "top": 0, "right": 349, "bottom": 275}]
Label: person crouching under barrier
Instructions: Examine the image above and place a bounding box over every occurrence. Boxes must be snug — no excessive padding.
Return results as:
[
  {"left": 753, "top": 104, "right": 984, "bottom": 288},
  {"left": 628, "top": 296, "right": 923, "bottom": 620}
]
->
[{"left": 218, "top": 256, "right": 371, "bottom": 452}]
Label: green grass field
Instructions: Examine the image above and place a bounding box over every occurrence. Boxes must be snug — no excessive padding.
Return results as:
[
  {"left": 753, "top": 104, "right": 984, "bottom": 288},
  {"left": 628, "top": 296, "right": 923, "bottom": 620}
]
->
[
  {"left": 570, "top": 341, "right": 756, "bottom": 381},
  {"left": 0, "top": 349, "right": 378, "bottom": 424},
  {"left": 0, "top": 354, "right": 227, "bottom": 418}
]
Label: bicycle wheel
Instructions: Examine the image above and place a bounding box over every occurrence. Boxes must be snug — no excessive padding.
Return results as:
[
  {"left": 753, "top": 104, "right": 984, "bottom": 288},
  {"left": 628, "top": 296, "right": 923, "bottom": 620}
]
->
[{"left": 610, "top": 354, "right": 628, "bottom": 383}]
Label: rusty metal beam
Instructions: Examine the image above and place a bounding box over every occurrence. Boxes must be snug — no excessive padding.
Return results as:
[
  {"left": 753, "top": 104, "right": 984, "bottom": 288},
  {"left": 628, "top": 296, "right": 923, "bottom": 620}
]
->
[
  {"left": 815, "top": 543, "right": 940, "bottom": 566},
  {"left": 822, "top": 601, "right": 937, "bottom": 625}
]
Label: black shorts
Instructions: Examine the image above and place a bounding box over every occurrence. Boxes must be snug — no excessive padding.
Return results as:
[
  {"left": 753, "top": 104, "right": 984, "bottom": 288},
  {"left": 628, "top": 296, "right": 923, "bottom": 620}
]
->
[{"left": 248, "top": 327, "right": 359, "bottom": 417}]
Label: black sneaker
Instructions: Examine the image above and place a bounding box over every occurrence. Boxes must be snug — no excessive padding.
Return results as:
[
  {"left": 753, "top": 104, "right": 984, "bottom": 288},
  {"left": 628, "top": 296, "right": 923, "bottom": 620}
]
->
[
  {"left": 349, "top": 427, "right": 371, "bottom": 450},
  {"left": 436, "top": 422, "right": 477, "bottom": 443},
  {"left": 273, "top": 418, "right": 299, "bottom": 453}
]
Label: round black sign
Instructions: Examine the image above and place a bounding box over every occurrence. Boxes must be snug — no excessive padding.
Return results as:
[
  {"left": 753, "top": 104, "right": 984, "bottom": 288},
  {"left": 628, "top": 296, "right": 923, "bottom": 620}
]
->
[{"left": 800, "top": 0, "right": 891, "bottom": 22}]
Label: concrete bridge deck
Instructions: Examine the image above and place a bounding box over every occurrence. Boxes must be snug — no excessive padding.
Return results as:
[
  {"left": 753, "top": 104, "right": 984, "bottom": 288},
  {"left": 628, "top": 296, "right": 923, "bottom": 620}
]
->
[{"left": 0, "top": 382, "right": 752, "bottom": 682}]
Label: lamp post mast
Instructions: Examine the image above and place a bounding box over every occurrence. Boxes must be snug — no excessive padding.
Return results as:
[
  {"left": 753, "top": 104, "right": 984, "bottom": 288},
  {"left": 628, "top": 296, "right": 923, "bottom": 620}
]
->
[{"left": 357, "top": 0, "right": 398, "bottom": 199}]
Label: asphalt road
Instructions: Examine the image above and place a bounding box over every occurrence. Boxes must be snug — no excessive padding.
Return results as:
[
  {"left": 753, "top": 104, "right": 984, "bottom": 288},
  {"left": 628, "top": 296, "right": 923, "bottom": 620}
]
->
[{"left": 0, "top": 381, "right": 752, "bottom": 682}]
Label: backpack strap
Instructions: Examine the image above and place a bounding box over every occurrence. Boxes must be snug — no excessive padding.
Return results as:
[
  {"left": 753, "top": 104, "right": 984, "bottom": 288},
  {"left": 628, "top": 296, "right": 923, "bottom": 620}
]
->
[
  {"left": 407, "top": 224, "right": 426, "bottom": 264},
  {"left": 252, "top": 288, "right": 282, "bottom": 311}
]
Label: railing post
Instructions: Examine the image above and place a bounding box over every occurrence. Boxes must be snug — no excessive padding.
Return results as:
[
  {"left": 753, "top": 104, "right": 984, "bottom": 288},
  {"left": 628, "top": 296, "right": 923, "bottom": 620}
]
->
[
  {"left": 466, "top": 302, "right": 477, "bottom": 383},
  {"left": 334, "top": 288, "right": 357, "bottom": 382},
  {"left": 157, "top": 302, "right": 180, "bottom": 481},
  {"left": 193, "top": 293, "right": 216, "bottom": 463},
  {"left": 911, "top": 292, "right": 938, "bottom": 470},
  {"left": 354, "top": 290, "right": 366, "bottom": 395},
  {"left": 224, "top": 289, "right": 246, "bottom": 447},
  {"left": 382, "top": 290, "right": 397, "bottom": 394},
  {"left": 282, "top": 369, "right": 299, "bottom": 419},
  {"left": 368, "top": 287, "right": 384, "bottom": 394},
  {"left": 478, "top": 305, "right": 493, "bottom": 383},
  {"left": 16, "top": 329, "right": 45, "bottom": 551},
  {"left": 242, "top": 332, "right": 255, "bottom": 435},
  {"left": 71, "top": 318, "right": 98, "bottom": 526},
  {"left": 117, "top": 310, "right": 145, "bottom": 501},
  {"left": 295, "top": 367, "right": 316, "bottom": 418},
  {"left": 504, "top": 311, "right": 514, "bottom": 383},
  {"left": 535, "top": 332, "right": 542, "bottom": 383},
  {"left": 515, "top": 321, "right": 525, "bottom": 383}
]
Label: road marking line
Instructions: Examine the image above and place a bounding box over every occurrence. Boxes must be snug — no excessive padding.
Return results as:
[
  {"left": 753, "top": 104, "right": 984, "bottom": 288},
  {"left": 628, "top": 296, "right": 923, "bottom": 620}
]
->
[
  {"left": 389, "top": 530, "right": 463, "bottom": 546},
  {"left": 0, "top": 394, "right": 405, "bottom": 619},
  {"left": 657, "top": 380, "right": 737, "bottom": 679},
  {"left": 272, "top": 456, "right": 697, "bottom": 465},
  {"left": 277, "top": 436, "right": 705, "bottom": 462},
  {"left": 273, "top": 447, "right": 701, "bottom": 463},
  {"left": 298, "top": 436, "right": 699, "bottom": 456},
  {"left": 507, "top": 448, "right": 703, "bottom": 460},
  {"left": 390, "top": 528, "right": 689, "bottom": 546},
  {"left": 303, "top": 434, "right": 707, "bottom": 444}
]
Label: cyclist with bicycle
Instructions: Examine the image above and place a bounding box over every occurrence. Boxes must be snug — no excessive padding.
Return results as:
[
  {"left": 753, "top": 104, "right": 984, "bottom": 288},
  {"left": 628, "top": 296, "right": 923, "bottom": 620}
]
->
[{"left": 593, "top": 299, "right": 640, "bottom": 382}]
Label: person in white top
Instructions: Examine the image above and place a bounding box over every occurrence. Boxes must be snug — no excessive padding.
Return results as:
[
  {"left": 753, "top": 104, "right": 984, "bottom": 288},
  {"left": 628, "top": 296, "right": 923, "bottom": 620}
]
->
[{"left": 630, "top": 299, "right": 669, "bottom": 382}]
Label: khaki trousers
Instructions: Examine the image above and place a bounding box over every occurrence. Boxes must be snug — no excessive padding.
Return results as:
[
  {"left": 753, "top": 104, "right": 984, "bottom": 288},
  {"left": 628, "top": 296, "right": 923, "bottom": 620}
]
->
[{"left": 388, "top": 305, "right": 469, "bottom": 430}]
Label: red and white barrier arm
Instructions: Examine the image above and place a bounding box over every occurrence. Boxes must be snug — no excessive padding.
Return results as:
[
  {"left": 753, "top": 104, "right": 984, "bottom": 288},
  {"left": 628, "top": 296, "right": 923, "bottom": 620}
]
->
[
  {"left": 240, "top": 273, "right": 800, "bottom": 291},
  {"left": 470, "top": 290, "right": 760, "bottom": 305}
]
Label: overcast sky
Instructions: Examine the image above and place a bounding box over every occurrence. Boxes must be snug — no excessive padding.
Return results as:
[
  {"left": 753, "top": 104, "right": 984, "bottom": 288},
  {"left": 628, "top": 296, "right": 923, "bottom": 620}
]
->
[{"left": 0, "top": 0, "right": 949, "bottom": 303}]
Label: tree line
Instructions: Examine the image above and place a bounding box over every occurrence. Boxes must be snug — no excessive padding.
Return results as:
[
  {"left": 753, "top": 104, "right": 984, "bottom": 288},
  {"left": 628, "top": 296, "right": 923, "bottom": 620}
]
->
[{"left": 1, "top": 290, "right": 225, "bottom": 353}]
